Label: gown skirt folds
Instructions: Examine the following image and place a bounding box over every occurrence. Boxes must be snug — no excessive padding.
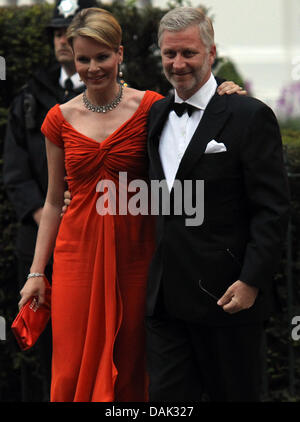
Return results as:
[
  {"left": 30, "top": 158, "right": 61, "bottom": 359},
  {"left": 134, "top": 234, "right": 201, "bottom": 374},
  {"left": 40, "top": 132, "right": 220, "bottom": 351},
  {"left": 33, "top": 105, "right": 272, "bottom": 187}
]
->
[{"left": 41, "top": 90, "right": 163, "bottom": 402}]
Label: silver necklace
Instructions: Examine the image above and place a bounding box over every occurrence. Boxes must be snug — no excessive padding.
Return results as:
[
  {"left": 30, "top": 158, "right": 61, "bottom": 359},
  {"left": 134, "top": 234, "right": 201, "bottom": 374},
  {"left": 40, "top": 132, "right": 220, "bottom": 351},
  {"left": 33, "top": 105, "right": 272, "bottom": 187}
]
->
[{"left": 82, "top": 84, "right": 123, "bottom": 113}]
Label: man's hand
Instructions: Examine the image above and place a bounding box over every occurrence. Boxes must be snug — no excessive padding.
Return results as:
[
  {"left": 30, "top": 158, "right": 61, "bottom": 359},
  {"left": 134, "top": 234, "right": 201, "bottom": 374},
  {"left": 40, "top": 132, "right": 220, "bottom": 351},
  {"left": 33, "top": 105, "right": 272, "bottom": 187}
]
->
[
  {"left": 61, "top": 190, "right": 71, "bottom": 217},
  {"left": 217, "top": 81, "right": 247, "bottom": 96},
  {"left": 217, "top": 280, "right": 258, "bottom": 314}
]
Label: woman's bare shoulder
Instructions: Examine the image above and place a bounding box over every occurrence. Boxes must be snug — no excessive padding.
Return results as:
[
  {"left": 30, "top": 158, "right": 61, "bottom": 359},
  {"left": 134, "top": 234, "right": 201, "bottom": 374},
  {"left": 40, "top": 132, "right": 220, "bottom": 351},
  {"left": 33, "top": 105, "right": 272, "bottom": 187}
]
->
[
  {"left": 123, "top": 87, "right": 146, "bottom": 108},
  {"left": 59, "top": 94, "right": 83, "bottom": 120}
]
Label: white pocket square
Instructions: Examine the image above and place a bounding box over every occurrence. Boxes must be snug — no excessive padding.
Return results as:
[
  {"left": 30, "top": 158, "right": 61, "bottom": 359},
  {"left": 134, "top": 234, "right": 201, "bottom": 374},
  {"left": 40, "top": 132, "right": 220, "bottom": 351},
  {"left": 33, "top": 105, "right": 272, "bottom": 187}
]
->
[{"left": 204, "top": 140, "right": 227, "bottom": 154}]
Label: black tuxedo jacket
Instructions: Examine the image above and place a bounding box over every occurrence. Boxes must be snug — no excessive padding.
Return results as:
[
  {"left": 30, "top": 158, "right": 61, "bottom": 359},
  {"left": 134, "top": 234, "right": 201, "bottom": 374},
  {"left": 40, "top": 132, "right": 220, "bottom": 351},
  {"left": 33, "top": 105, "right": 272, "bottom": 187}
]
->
[{"left": 146, "top": 90, "right": 290, "bottom": 325}]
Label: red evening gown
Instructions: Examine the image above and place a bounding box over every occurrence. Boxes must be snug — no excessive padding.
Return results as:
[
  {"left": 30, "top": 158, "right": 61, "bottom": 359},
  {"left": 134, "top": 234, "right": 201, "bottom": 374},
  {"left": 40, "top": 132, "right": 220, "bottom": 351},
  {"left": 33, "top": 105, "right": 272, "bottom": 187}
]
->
[{"left": 41, "top": 90, "right": 163, "bottom": 402}]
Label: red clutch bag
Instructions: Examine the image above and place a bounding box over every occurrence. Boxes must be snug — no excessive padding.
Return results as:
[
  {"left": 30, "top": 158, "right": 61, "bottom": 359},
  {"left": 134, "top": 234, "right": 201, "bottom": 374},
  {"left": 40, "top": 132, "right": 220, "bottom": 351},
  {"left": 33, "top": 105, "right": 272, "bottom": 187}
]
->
[{"left": 11, "top": 277, "right": 51, "bottom": 351}]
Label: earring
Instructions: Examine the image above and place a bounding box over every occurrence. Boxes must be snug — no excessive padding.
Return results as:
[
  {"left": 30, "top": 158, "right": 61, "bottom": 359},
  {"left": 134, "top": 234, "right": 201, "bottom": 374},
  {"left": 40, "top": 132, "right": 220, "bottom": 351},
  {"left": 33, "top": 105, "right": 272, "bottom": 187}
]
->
[
  {"left": 118, "top": 64, "right": 123, "bottom": 79},
  {"left": 118, "top": 63, "right": 128, "bottom": 87}
]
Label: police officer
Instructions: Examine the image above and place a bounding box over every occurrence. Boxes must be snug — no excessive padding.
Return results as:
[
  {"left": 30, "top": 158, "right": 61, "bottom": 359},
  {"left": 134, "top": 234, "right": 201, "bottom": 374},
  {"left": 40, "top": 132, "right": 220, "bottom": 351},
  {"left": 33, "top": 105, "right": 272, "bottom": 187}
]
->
[{"left": 3, "top": 0, "right": 98, "bottom": 401}]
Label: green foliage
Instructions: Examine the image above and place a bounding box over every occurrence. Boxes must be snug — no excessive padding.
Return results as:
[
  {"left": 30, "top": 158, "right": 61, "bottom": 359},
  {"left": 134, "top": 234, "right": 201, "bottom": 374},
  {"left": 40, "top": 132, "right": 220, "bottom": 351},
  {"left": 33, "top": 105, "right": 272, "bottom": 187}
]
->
[
  {"left": 282, "top": 129, "right": 300, "bottom": 168},
  {"left": 282, "top": 130, "right": 300, "bottom": 223},
  {"left": 214, "top": 57, "right": 245, "bottom": 88},
  {"left": 263, "top": 129, "right": 300, "bottom": 401},
  {"left": 0, "top": 4, "right": 53, "bottom": 107},
  {"left": 280, "top": 119, "right": 300, "bottom": 132},
  {"left": 0, "top": 4, "right": 56, "bottom": 401},
  {"left": 0, "top": 133, "right": 19, "bottom": 401}
]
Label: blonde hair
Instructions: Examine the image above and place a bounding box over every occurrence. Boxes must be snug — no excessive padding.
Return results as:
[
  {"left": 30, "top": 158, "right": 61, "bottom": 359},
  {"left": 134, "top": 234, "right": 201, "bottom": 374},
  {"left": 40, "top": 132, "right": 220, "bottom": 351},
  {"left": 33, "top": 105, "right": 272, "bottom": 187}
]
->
[
  {"left": 158, "top": 7, "right": 214, "bottom": 50},
  {"left": 67, "top": 7, "right": 122, "bottom": 51}
]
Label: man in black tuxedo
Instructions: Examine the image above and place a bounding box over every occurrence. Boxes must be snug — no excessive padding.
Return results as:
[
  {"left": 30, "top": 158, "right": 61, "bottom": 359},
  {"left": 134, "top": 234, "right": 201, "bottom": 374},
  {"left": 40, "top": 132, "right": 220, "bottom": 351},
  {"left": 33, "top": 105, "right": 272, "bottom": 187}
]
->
[{"left": 146, "top": 7, "right": 290, "bottom": 402}]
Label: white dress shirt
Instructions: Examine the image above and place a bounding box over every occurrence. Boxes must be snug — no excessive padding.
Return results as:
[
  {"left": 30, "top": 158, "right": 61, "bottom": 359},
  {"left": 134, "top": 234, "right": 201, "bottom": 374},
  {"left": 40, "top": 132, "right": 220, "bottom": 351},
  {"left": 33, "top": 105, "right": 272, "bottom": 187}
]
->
[
  {"left": 159, "top": 73, "right": 218, "bottom": 191},
  {"left": 59, "top": 66, "right": 84, "bottom": 90}
]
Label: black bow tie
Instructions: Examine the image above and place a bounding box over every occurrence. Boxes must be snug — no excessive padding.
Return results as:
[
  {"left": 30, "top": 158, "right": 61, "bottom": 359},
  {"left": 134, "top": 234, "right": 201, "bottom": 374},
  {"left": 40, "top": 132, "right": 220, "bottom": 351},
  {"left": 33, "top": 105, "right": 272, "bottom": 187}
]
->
[
  {"left": 65, "top": 78, "right": 74, "bottom": 91},
  {"left": 172, "top": 102, "right": 198, "bottom": 117}
]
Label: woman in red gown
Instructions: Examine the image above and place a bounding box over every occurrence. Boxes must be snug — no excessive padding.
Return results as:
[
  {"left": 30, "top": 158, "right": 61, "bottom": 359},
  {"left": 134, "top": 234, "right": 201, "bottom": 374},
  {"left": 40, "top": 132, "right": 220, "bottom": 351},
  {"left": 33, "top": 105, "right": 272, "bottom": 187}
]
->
[
  {"left": 19, "top": 7, "right": 162, "bottom": 402},
  {"left": 18, "top": 7, "right": 245, "bottom": 402}
]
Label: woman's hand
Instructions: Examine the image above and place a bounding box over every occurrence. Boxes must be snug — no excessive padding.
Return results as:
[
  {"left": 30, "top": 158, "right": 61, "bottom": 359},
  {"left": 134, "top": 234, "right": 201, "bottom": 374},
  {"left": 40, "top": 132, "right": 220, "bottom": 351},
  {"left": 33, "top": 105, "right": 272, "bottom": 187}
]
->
[
  {"left": 18, "top": 276, "right": 46, "bottom": 310},
  {"left": 217, "top": 81, "right": 247, "bottom": 96},
  {"left": 61, "top": 190, "right": 71, "bottom": 217}
]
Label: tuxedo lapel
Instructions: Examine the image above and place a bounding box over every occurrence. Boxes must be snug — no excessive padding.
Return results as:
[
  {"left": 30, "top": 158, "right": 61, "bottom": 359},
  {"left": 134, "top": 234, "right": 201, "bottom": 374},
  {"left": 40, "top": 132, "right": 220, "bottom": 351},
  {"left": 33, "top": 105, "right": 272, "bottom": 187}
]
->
[
  {"left": 148, "top": 95, "right": 174, "bottom": 181},
  {"left": 147, "top": 92, "right": 232, "bottom": 184},
  {"left": 175, "top": 93, "right": 231, "bottom": 184}
]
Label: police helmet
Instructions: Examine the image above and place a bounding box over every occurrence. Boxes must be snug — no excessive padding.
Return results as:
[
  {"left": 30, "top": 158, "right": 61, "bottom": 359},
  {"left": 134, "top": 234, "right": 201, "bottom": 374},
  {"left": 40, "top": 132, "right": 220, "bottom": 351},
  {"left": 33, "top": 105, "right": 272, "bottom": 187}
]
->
[{"left": 47, "top": 0, "right": 99, "bottom": 29}]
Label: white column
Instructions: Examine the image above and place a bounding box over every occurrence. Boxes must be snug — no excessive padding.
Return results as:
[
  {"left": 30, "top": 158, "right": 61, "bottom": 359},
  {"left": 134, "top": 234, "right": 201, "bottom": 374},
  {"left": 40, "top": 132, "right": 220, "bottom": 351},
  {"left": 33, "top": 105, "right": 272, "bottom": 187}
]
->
[
  {"left": 0, "top": 0, "right": 16, "bottom": 5},
  {"left": 16, "top": 0, "right": 35, "bottom": 4}
]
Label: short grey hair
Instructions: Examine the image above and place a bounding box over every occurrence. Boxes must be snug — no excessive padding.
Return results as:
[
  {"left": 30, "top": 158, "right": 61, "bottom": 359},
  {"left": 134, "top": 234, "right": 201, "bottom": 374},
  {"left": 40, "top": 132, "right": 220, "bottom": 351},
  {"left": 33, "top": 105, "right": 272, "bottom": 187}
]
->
[{"left": 158, "top": 7, "right": 215, "bottom": 50}]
